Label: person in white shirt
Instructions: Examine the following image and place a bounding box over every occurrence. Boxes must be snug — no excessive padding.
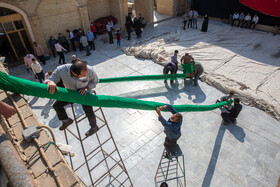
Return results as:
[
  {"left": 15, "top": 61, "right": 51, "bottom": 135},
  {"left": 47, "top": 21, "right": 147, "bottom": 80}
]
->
[
  {"left": 55, "top": 40, "right": 67, "bottom": 64},
  {"left": 24, "top": 51, "right": 36, "bottom": 74},
  {"left": 106, "top": 20, "right": 114, "bottom": 44},
  {"left": 241, "top": 13, "right": 251, "bottom": 28},
  {"left": 31, "top": 58, "right": 44, "bottom": 83},
  {"left": 66, "top": 29, "right": 76, "bottom": 51},
  {"left": 192, "top": 10, "right": 198, "bottom": 29},
  {"left": 249, "top": 14, "right": 259, "bottom": 30},
  {"left": 232, "top": 12, "right": 239, "bottom": 26}
]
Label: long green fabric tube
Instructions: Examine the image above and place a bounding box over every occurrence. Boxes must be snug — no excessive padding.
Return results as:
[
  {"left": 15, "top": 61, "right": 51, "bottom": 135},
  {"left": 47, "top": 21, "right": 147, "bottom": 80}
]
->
[
  {"left": 0, "top": 71, "right": 230, "bottom": 112},
  {"left": 99, "top": 73, "right": 186, "bottom": 83}
]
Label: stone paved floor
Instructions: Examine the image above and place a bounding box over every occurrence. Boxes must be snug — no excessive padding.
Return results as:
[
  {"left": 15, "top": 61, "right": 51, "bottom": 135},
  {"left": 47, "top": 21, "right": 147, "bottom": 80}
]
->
[{"left": 8, "top": 17, "right": 280, "bottom": 187}]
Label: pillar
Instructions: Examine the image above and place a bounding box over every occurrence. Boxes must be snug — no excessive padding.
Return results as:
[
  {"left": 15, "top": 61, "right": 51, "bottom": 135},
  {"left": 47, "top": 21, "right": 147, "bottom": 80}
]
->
[
  {"left": 134, "top": 0, "right": 154, "bottom": 23},
  {"left": 157, "top": 0, "right": 176, "bottom": 16},
  {"left": 110, "top": 0, "right": 128, "bottom": 30},
  {"left": 78, "top": 5, "right": 90, "bottom": 32}
]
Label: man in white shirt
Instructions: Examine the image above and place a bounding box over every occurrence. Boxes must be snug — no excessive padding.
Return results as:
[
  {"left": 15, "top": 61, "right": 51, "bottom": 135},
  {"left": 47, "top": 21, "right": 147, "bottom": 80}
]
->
[
  {"left": 66, "top": 29, "right": 76, "bottom": 51},
  {"left": 106, "top": 20, "right": 114, "bottom": 44},
  {"left": 192, "top": 10, "right": 198, "bottom": 29},
  {"left": 55, "top": 40, "right": 67, "bottom": 64},
  {"left": 249, "top": 14, "right": 259, "bottom": 30},
  {"left": 232, "top": 12, "right": 239, "bottom": 26},
  {"left": 188, "top": 10, "right": 193, "bottom": 28},
  {"left": 241, "top": 13, "right": 251, "bottom": 28},
  {"left": 31, "top": 58, "right": 44, "bottom": 83},
  {"left": 24, "top": 51, "right": 36, "bottom": 74}
]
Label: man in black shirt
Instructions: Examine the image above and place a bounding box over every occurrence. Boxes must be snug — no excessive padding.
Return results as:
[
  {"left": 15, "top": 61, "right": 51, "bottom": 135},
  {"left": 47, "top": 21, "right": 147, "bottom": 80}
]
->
[{"left": 221, "top": 98, "right": 242, "bottom": 125}]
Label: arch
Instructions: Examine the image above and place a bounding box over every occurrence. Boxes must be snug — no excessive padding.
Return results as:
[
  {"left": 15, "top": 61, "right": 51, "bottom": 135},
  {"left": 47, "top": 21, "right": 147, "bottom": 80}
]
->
[{"left": 0, "top": 2, "right": 35, "bottom": 41}]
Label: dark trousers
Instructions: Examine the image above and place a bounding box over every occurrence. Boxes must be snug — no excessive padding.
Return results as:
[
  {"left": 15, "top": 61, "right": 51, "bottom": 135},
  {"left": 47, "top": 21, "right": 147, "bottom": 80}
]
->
[
  {"left": 36, "top": 70, "right": 45, "bottom": 83},
  {"left": 93, "top": 32, "right": 97, "bottom": 39},
  {"left": 37, "top": 55, "right": 46, "bottom": 65},
  {"left": 70, "top": 38, "right": 76, "bottom": 51},
  {"left": 164, "top": 135, "right": 181, "bottom": 155},
  {"left": 84, "top": 45, "right": 91, "bottom": 55},
  {"left": 88, "top": 41, "right": 95, "bottom": 50},
  {"left": 183, "top": 21, "right": 187, "bottom": 30},
  {"left": 53, "top": 100, "right": 97, "bottom": 128},
  {"left": 62, "top": 42, "right": 69, "bottom": 52},
  {"left": 108, "top": 31, "right": 114, "bottom": 44},
  {"left": 164, "top": 69, "right": 175, "bottom": 84},
  {"left": 188, "top": 19, "right": 193, "bottom": 28},
  {"left": 51, "top": 47, "right": 56, "bottom": 57},
  {"left": 79, "top": 42, "right": 84, "bottom": 51},
  {"left": 57, "top": 51, "right": 65, "bottom": 64},
  {"left": 249, "top": 21, "right": 257, "bottom": 30},
  {"left": 221, "top": 112, "right": 236, "bottom": 124}
]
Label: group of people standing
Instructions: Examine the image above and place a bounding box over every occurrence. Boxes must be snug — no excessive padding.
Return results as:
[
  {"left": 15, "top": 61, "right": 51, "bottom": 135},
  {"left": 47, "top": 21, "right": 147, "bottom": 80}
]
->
[
  {"left": 163, "top": 50, "right": 204, "bottom": 86},
  {"left": 182, "top": 10, "right": 209, "bottom": 32},
  {"left": 229, "top": 12, "right": 259, "bottom": 30},
  {"left": 125, "top": 13, "right": 147, "bottom": 40}
]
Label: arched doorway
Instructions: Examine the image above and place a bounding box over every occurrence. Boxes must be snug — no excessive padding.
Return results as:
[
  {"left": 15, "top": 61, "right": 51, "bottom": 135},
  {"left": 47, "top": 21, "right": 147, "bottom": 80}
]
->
[{"left": 0, "top": 7, "right": 33, "bottom": 66}]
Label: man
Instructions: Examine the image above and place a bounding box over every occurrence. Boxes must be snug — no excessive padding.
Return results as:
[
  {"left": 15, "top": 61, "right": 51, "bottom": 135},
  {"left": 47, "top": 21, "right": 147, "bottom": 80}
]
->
[
  {"left": 138, "top": 13, "right": 143, "bottom": 27},
  {"left": 232, "top": 12, "right": 239, "bottom": 26},
  {"left": 71, "top": 55, "right": 79, "bottom": 64},
  {"left": 221, "top": 98, "right": 242, "bottom": 125},
  {"left": 181, "top": 53, "right": 194, "bottom": 77},
  {"left": 188, "top": 10, "right": 193, "bottom": 28},
  {"left": 90, "top": 23, "right": 97, "bottom": 39},
  {"left": 49, "top": 36, "right": 56, "bottom": 58},
  {"left": 238, "top": 12, "right": 245, "bottom": 27},
  {"left": 156, "top": 104, "right": 183, "bottom": 156},
  {"left": 133, "top": 18, "right": 142, "bottom": 38},
  {"left": 125, "top": 13, "right": 133, "bottom": 40},
  {"left": 66, "top": 29, "right": 76, "bottom": 51},
  {"left": 24, "top": 51, "right": 36, "bottom": 74},
  {"left": 182, "top": 12, "right": 188, "bottom": 30},
  {"left": 192, "top": 10, "right": 198, "bottom": 29},
  {"left": 45, "top": 60, "right": 99, "bottom": 137},
  {"left": 31, "top": 58, "right": 44, "bottom": 83},
  {"left": 58, "top": 33, "right": 69, "bottom": 51},
  {"left": 163, "top": 62, "right": 176, "bottom": 84},
  {"left": 241, "top": 13, "right": 251, "bottom": 28},
  {"left": 249, "top": 14, "right": 259, "bottom": 30},
  {"left": 33, "top": 42, "right": 46, "bottom": 65},
  {"left": 193, "top": 61, "right": 204, "bottom": 86},
  {"left": 106, "top": 20, "right": 114, "bottom": 44},
  {"left": 171, "top": 50, "right": 179, "bottom": 74},
  {"left": 86, "top": 29, "right": 95, "bottom": 50},
  {"left": 80, "top": 35, "right": 91, "bottom": 56},
  {"left": 55, "top": 40, "right": 67, "bottom": 64},
  {"left": 216, "top": 91, "right": 234, "bottom": 103},
  {"left": 76, "top": 28, "right": 84, "bottom": 51}
]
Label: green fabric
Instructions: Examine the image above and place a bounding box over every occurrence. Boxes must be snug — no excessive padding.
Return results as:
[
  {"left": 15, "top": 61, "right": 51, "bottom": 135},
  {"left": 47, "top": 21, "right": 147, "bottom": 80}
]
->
[
  {"left": 0, "top": 71, "right": 231, "bottom": 112},
  {"left": 182, "top": 63, "right": 194, "bottom": 74},
  {"left": 99, "top": 73, "right": 186, "bottom": 83}
]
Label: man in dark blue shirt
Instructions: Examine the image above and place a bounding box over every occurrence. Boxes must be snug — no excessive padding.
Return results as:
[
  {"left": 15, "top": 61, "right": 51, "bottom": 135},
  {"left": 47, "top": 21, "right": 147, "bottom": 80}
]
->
[
  {"left": 156, "top": 104, "right": 183, "bottom": 156},
  {"left": 163, "top": 62, "right": 176, "bottom": 85}
]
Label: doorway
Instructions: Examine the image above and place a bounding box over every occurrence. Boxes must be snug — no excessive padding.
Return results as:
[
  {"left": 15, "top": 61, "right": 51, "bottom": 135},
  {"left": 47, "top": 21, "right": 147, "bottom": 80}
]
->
[{"left": 0, "top": 7, "right": 33, "bottom": 66}]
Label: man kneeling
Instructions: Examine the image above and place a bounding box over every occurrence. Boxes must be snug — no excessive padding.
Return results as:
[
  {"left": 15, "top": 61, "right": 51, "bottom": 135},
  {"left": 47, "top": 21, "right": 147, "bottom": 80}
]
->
[
  {"left": 221, "top": 98, "right": 242, "bottom": 125},
  {"left": 45, "top": 60, "right": 99, "bottom": 137}
]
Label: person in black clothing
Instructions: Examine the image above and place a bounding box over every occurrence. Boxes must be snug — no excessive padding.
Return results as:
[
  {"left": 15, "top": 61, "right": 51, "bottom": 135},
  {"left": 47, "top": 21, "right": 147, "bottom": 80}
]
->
[
  {"left": 125, "top": 13, "right": 133, "bottom": 40},
  {"left": 201, "top": 15, "right": 209, "bottom": 32},
  {"left": 216, "top": 91, "right": 234, "bottom": 104},
  {"left": 163, "top": 62, "right": 176, "bottom": 85},
  {"left": 221, "top": 98, "right": 242, "bottom": 125},
  {"left": 133, "top": 18, "right": 142, "bottom": 38}
]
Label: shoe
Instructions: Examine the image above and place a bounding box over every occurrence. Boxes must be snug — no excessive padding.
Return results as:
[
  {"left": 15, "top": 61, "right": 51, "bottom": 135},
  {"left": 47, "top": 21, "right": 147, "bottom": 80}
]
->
[
  {"left": 85, "top": 126, "right": 99, "bottom": 137},
  {"left": 59, "top": 118, "right": 73, "bottom": 130}
]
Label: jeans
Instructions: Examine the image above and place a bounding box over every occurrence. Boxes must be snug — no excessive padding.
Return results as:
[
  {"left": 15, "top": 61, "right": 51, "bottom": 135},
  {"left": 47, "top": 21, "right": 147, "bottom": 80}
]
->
[
  {"left": 36, "top": 70, "right": 45, "bottom": 83},
  {"left": 194, "top": 71, "right": 202, "bottom": 86},
  {"left": 57, "top": 51, "right": 65, "bottom": 64},
  {"left": 108, "top": 31, "right": 114, "bottom": 44},
  {"left": 188, "top": 19, "right": 193, "bottom": 28},
  {"left": 88, "top": 41, "right": 95, "bottom": 50},
  {"left": 84, "top": 45, "right": 90, "bottom": 55},
  {"left": 193, "top": 18, "right": 197, "bottom": 28},
  {"left": 117, "top": 40, "right": 121, "bottom": 46},
  {"left": 53, "top": 100, "right": 97, "bottom": 128},
  {"left": 183, "top": 21, "right": 187, "bottom": 30}
]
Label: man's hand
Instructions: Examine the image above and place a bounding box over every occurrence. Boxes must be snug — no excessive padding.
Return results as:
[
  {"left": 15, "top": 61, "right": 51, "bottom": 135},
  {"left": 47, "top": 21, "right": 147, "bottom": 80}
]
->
[
  {"left": 47, "top": 81, "right": 59, "bottom": 94},
  {"left": 156, "top": 107, "right": 162, "bottom": 117},
  {"left": 163, "top": 73, "right": 165, "bottom": 77},
  {"left": 78, "top": 88, "right": 87, "bottom": 95},
  {"left": 35, "top": 75, "right": 38, "bottom": 79},
  {"left": 159, "top": 105, "right": 167, "bottom": 110}
]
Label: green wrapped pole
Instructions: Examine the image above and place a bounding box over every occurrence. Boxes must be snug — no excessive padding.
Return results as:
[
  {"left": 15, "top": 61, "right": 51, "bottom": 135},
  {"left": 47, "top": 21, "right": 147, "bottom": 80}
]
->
[
  {"left": 0, "top": 71, "right": 231, "bottom": 112},
  {"left": 99, "top": 74, "right": 186, "bottom": 83}
]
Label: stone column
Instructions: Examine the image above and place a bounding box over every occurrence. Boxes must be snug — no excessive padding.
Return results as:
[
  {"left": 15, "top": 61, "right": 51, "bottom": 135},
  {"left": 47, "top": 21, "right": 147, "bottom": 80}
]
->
[
  {"left": 134, "top": 0, "right": 154, "bottom": 23},
  {"left": 29, "top": 15, "right": 48, "bottom": 54},
  {"left": 109, "top": 0, "right": 127, "bottom": 30},
  {"left": 78, "top": 5, "right": 90, "bottom": 32},
  {"left": 157, "top": 0, "right": 176, "bottom": 16}
]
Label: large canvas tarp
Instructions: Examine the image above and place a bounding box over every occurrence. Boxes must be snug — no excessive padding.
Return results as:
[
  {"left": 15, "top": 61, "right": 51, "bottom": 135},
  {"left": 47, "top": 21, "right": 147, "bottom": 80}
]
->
[{"left": 240, "top": 0, "right": 280, "bottom": 17}]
